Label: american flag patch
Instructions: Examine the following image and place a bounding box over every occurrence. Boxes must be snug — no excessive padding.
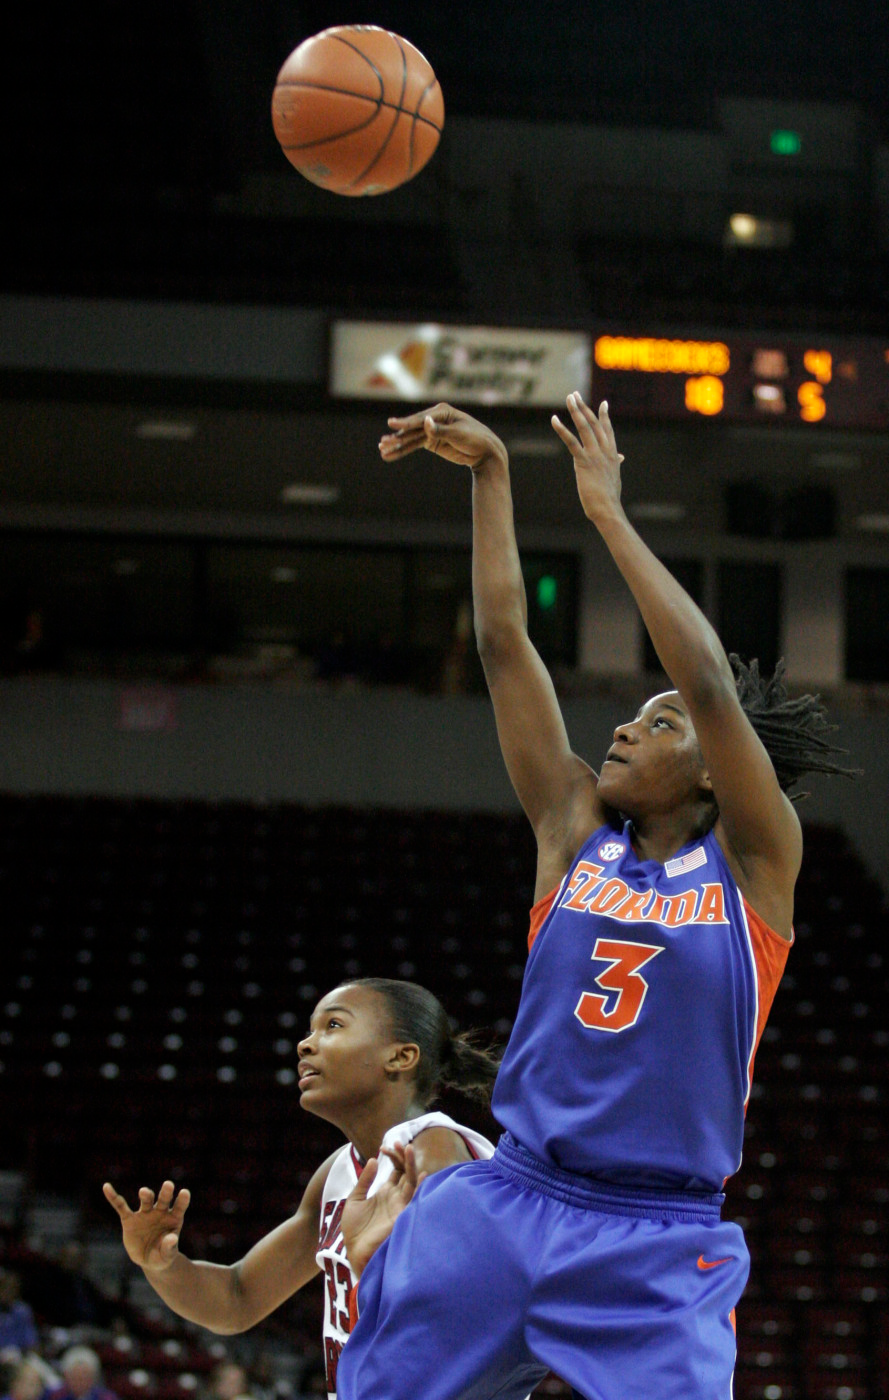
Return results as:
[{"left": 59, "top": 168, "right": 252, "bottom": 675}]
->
[{"left": 664, "top": 845, "right": 708, "bottom": 878}]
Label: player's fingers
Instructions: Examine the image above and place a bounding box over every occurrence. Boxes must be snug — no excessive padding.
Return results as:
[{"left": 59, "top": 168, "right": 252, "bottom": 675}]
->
[
  {"left": 102, "top": 1183, "right": 133, "bottom": 1218},
  {"left": 381, "top": 1144, "right": 407, "bottom": 1179},
  {"left": 400, "top": 1144, "right": 418, "bottom": 1185},
  {"left": 550, "top": 415, "right": 581, "bottom": 455},
  {"left": 386, "top": 409, "right": 435, "bottom": 431},
  {"left": 380, "top": 422, "right": 427, "bottom": 443},
  {"left": 596, "top": 399, "right": 621, "bottom": 452},
  {"left": 172, "top": 1188, "right": 191, "bottom": 1218},
  {"left": 566, "top": 393, "right": 605, "bottom": 450},
  {"left": 381, "top": 403, "right": 468, "bottom": 460},
  {"left": 397, "top": 1150, "right": 423, "bottom": 1200},
  {"left": 156, "top": 1180, "right": 176, "bottom": 1209},
  {"left": 157, "top": 1231, "right": 180, "bottom": 1261},
  {"left": 379, "top": 429, "right": 427, "bottom": 459},
  {"left": 423, "top": 414, "right": 483, "bottom": 454},
  {"left": 423, "top": 415, "right": 444, "bottom": 454},
  {"left": 137, "top": 1187, "right": 156, "bottom": 1211},
  {"left": 387, "top": 404, "right": 455, "bottom": 431},
  {"left": 350, "top": 1157, "right": 379, "bottom": 1201}
]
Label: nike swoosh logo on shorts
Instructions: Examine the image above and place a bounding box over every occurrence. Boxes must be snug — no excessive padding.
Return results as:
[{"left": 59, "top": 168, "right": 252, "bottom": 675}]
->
[{"left": 697, "top": 1254, "right": 732, "bottom": 1270}]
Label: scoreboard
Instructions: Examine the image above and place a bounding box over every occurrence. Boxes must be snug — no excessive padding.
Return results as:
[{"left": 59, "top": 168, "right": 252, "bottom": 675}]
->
[{"left": 590, "top": 332, "right": 889, "bottom": 430}]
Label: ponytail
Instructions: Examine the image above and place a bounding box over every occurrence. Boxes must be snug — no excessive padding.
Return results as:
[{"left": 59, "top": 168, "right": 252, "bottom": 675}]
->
[
  {"left": 438, "top": 1030, "right": 501, "bottom": 1104},
  {"left": 347, "top": 977, "right": 501, "bottom": 1107}
]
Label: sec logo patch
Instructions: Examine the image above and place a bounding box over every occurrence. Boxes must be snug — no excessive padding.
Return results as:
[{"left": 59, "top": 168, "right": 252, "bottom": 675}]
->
[{"left": 598, "top": 841, "right": 626, "bottom": 862}]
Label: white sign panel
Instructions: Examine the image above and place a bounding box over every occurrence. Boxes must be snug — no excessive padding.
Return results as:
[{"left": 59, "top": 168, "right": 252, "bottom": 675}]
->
[{"left": 330, "top": 321, "right": 591, "bottom": 407}]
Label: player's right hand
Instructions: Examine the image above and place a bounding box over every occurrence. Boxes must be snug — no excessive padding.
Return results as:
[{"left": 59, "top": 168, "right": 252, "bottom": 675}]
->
[
  {"left": 103, "top": 1180, "right": 191, "bottom": 1273},
  {"left": 379, "top": 403, "right": 508, "bottom": 473},
  {"left": 341, "top": 1143, "right": 427, "bottom": 1279}
]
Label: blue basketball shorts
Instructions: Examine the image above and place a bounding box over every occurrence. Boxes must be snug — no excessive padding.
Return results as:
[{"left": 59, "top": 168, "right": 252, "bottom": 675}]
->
[{"left": 336, "top": 1133, "right": 749, "bottom": 1400}]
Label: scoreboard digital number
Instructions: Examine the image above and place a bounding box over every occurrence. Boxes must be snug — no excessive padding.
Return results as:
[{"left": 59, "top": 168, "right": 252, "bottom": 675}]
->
[{"left": 591, "top": 333, "right": 889, "bottom": 430}]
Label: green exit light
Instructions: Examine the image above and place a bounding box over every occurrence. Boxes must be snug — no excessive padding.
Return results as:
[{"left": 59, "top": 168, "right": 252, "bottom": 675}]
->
[
  {"left": 770, "top": 129, "right": 801, "bottom": 156},
  {"left": 536, "top": 575, "right": 558, "bottom": 610}
]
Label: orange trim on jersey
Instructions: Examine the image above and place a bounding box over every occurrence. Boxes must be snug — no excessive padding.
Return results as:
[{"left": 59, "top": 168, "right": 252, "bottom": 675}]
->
[
  {"left": 743, "top": 895, "right": 792, "bottom": 1093},
  {"left": 528, "top": 887, "right": 559, "bottom": 952},
  {"left": 529, "top": 882, "right": 791, "bottom": 1090},
  {"left": 347, "top": 1284, "right": 359, "bottom": 1333}
]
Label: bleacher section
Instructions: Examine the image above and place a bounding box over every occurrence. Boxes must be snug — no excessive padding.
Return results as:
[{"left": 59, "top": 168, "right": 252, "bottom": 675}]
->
[{"left": 0, "top": 797, "right": 886, "bottom": 1399}]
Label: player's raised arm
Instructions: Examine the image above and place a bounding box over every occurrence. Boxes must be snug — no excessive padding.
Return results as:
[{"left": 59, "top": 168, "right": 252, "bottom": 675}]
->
[
  {"left": 381, "top": 404, "right": 603, "bottom": 898},
  {"left": 551, "top": 394, "right": 803, "bottom": 933},
  {"left": 103, "top": 1155, "right": 334, "bottom": 1334}
]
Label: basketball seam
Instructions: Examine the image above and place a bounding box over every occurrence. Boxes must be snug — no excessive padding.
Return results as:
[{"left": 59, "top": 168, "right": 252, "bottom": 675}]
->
[
  {"left": 275, "top": 30, "right": 389, "bottom": 155},
  {"left": 276, "top": 101, "right": 383, "bottom": 153},
  {"left": 328, "top": 33, "right": 385, "bottom": 101},
  {"left": 409, "top": 77, "right": 441, "bottom": 177},
  {"left": 345, "top": 31, "right": 409, "bottom": 191},
  {"left": 273, "top": 84, "right": 442, "bottom": 139}
]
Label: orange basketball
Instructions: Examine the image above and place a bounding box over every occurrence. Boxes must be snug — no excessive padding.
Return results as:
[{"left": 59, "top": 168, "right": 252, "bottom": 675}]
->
[{"left": 271, "top": 26, "right": 444, "bottom": 196}]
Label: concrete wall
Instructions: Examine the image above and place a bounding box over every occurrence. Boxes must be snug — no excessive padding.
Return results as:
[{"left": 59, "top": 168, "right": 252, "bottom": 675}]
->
[{"left": 1, "top": 677, "right": 883, "bottom": 889}]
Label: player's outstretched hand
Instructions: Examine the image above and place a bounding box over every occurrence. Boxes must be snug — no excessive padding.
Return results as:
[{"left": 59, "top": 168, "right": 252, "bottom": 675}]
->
[
  {"left": 341, "top": 1143, "right": 427, "bottom": 1279},
  {"left": 103, "top": 1180, "right": 191, "bottom": 1274},
  {"left": 379, "top": 404, "right": 508, "bottom": 472},
  {"left": 550, "top": 394, "right": 626, "bottom": 525}
]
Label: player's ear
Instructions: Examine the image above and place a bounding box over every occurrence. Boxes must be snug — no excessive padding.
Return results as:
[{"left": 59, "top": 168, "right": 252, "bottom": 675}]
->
[
  {"left": 691, "top": 733, "right": 713, "bottom": 797},
  {"left": 385, "top": 1041, "right": 420, "bottom": 1078}
]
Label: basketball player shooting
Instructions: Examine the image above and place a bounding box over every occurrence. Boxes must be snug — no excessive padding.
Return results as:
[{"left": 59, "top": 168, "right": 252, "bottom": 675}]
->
[{"left": 332, "top": 396, "right": 855, "bottom": 1400}]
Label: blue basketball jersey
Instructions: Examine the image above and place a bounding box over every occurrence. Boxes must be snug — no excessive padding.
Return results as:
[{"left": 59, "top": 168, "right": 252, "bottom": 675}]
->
[{"left": 492, "top": 822, "right": 789, "bottom": 1192}]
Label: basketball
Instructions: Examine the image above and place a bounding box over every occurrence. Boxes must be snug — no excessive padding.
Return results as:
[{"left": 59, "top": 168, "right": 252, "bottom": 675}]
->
[{"left": 271, "top": 26, "right": 444, "bottom": 196}]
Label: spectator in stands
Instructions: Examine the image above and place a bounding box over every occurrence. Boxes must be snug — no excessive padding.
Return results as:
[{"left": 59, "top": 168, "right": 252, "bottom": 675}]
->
[
  {"left": 49, "top": 1349, "right": 116, "bottom": 1400},
  {"left": 39, "top": 1246, "right": 111, "bottom": 1330},
  {"left": 1, "top": 1358, "right": 52, "bottom": 1400},
  {"left": 0, "top": 1271, "right": 37, "bottom": 1359},
  {"left": 245, "top": 1351, "right": 288, "bottom": 1400},
  {"left": 294, "top": 1377, "right": 326, "bottom": 1400},
  {"left": 206, "top": 1364, "right": 252, "bottom": 1400}
]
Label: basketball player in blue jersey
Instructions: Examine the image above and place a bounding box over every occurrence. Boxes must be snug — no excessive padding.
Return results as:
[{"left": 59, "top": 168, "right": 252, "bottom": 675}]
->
[{"left": 335, "top": 396, "right": 854, "bottom": 1400}]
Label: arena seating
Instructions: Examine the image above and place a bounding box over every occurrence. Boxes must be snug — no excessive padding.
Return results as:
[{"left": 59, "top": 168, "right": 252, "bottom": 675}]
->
[{"left": 0, "top": 795, "right": 886, "bottom": 1398}]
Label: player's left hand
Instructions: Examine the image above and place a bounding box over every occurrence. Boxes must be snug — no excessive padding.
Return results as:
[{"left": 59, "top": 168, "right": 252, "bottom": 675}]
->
[
  {"left": 550, "top": 394, "right": 626, "bottom": 524},
  {"left": 341, "top": 1143, "right": 427, "bottom": 1279}
]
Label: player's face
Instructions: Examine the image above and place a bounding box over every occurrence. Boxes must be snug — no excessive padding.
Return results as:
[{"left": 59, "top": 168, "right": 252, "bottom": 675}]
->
[
  {"left": 596, "top": 691, "right": 709, "bottom": 814},
  {"left": 296, "top": 984, "right": 396, "bottom": 1120}
]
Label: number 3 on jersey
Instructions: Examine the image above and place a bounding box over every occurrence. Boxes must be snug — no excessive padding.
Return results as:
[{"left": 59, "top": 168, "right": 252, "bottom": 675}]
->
[{"left": 575, "top": 938, "right": 663, "bottom": 1032}]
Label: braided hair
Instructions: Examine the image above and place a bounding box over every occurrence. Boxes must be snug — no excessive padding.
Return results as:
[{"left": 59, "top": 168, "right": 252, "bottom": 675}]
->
[
  {"left": 730, "top": 654, "right": 858, "bottom": 801},
  {"left": 348, "top": 977, "right": 501, "bottom": 1107}
]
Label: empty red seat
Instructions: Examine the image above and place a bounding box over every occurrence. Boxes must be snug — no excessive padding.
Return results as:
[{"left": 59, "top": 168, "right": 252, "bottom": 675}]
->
[{"left": 732, "top": 1370, "right": 799, "bottom": 1399}]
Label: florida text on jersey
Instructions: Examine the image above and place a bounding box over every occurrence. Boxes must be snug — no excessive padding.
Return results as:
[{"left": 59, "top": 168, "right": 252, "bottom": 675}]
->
[{"left": 492, "top": 823, "right": 790, "bottom": 1192}]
